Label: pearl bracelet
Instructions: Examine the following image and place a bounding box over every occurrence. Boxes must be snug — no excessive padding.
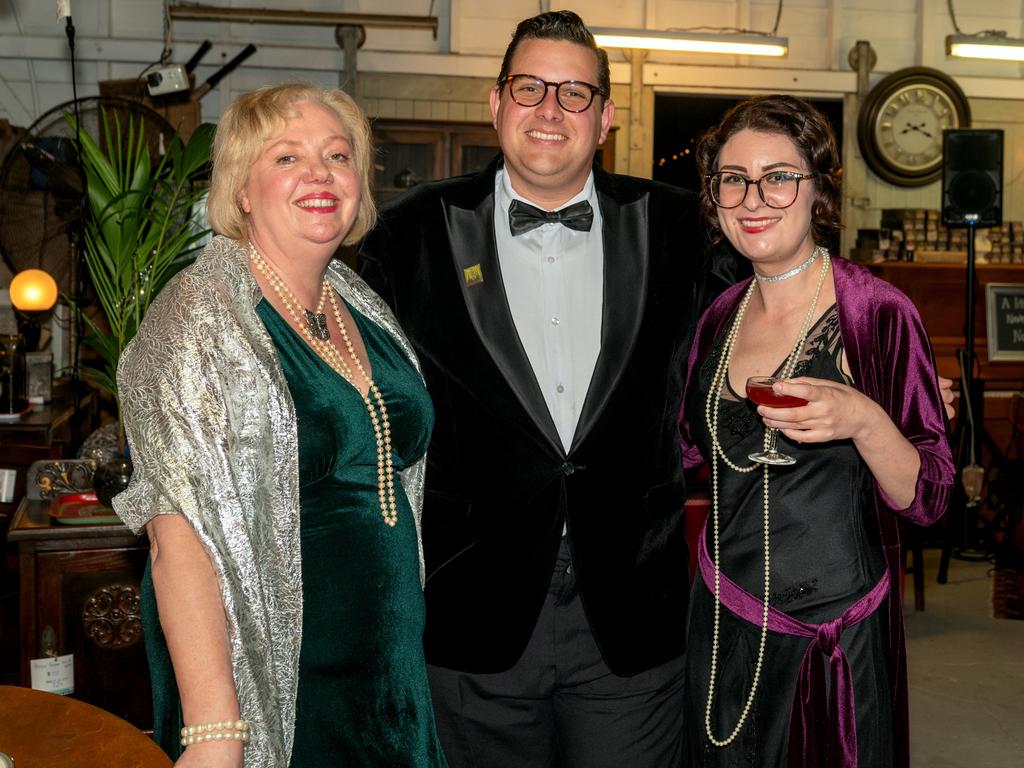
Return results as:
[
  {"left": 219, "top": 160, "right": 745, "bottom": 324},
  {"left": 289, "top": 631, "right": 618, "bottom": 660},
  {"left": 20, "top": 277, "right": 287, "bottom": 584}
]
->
[{"left": 180, "top": 719, "right": 251, "bottom": 747}]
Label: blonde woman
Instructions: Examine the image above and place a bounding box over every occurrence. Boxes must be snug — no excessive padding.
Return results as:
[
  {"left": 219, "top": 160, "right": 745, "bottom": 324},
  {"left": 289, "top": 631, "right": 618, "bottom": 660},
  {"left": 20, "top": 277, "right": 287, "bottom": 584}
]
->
[{"left": 115, "top": 83, "right": 447, "bottom": 768}]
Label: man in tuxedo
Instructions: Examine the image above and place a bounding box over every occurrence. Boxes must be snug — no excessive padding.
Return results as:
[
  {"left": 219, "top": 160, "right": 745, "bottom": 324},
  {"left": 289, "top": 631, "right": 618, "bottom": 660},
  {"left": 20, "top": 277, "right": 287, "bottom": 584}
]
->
[{"left": 360, "top": 10, "right": 731, "bottom": 767}]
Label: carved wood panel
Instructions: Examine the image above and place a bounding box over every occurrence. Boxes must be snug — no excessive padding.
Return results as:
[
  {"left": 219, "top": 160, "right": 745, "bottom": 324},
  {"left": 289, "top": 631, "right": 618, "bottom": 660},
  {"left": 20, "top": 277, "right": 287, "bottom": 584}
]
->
[{"left": 34, "top": 547, "right": 152, "bottom": 729}]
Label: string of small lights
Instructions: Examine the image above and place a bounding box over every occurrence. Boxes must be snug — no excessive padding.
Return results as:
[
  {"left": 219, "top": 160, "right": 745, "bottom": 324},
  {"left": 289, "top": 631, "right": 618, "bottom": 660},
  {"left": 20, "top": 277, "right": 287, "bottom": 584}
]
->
[{"left": 656, "top": 137, "right": 698, "bottom": 168}]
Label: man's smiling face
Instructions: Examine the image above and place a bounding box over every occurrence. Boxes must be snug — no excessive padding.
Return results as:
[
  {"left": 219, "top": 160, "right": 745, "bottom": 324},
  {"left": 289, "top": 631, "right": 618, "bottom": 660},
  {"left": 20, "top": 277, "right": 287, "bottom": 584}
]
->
[{"left": 489, "top": 38, "right": 614, "bottom": 209}]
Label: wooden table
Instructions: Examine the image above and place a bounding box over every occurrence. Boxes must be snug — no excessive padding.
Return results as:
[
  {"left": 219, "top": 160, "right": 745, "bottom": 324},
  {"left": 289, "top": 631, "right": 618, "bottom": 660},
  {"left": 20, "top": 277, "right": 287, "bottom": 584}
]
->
[{"left": 0, "top": 685, "right": 170, "bottom": 767}]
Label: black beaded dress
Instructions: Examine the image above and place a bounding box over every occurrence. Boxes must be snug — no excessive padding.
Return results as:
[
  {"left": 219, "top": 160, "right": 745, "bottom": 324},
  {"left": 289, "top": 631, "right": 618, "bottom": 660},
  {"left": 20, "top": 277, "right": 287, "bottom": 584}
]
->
[{"left": 682, "top": 305, "right": 893, "bottom": 768}]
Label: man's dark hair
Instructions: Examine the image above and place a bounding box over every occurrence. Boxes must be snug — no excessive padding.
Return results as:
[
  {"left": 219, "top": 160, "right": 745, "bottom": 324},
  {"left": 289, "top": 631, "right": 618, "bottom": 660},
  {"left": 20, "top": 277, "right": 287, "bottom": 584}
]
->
[{"left": 496, "top": 10, "right": 611, "bottom": 99}]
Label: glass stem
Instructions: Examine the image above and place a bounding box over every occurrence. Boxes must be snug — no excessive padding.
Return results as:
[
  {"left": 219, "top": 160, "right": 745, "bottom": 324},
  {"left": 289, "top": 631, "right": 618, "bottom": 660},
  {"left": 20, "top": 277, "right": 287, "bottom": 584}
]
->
[{"left": 766, "top": 428, "right": 780, "bottom": 455}]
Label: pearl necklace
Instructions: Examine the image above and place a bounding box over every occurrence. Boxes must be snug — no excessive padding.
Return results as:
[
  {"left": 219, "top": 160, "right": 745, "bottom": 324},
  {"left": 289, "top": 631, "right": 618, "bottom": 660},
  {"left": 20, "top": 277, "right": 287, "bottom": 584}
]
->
[
  {"left": 702, "top": 246, "right": 830, "bottom": 747},
  {"left": 250, "top": 244, "right": 398, "bottom": 527},
  {"left": 753, "top": 248, "right": 819, "bottom": 283}
]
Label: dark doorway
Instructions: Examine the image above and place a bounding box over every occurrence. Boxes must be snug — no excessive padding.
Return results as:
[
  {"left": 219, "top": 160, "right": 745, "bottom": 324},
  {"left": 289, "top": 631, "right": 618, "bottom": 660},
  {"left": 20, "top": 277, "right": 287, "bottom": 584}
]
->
[{"left": 652, "top": 93, "right": 844, "bottom": 193}]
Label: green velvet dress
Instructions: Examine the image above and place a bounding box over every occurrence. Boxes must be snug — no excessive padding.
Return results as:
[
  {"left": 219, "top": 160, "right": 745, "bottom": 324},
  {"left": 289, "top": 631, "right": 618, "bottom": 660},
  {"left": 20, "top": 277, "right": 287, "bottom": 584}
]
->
[
  {"left": 258, "top": 298, "right": 445, "bottom": 767},
  {"left": 140, "top": 297, "right": 445, "bottom": 767}
]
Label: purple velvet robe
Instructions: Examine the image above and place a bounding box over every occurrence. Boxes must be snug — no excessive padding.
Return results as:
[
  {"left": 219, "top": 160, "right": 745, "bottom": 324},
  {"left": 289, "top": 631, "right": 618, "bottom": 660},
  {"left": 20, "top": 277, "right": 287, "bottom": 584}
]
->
[{"left": 679, "top": 255, "right": 954, "bottom": 768}]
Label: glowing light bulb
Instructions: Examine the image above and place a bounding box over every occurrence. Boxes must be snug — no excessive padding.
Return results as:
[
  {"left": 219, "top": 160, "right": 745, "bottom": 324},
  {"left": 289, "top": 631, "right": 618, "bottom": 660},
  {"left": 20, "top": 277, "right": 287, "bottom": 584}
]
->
[{"left": 10, "top": 269, "right": 58, "bottom": 312}]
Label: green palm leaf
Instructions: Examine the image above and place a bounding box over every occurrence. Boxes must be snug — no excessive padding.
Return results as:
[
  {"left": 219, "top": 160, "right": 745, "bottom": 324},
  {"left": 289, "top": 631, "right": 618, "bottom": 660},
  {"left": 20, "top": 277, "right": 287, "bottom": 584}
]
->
[{"left": 66, "top": 108, "right": 213, "bottom": 408}]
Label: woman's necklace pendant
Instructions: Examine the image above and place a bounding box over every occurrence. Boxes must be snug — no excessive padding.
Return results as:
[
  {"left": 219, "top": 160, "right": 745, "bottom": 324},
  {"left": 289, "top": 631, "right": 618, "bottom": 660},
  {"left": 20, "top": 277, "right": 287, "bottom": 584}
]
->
[{"left": 304, "top": 309, "right": 330, "bottom": 340}]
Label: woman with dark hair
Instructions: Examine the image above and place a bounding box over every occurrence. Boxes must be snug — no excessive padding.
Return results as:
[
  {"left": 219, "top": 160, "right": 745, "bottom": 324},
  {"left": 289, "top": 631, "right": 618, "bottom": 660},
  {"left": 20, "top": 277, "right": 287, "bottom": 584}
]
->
[{"left": 679, "top": 94, "right": 953, "bottom": 768}]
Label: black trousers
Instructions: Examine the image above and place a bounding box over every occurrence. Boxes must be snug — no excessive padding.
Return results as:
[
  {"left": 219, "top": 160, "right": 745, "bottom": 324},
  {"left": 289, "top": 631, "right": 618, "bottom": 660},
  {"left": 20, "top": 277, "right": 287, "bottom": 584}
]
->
[{"left": 428, "top": 536, "right": 686, "bottom": 768}]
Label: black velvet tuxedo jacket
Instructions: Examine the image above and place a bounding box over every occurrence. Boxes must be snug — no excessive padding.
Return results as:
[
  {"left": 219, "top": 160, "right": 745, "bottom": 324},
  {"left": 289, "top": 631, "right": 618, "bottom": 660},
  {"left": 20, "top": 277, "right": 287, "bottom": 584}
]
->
[{"left": 360, "top": 155, "right": 714, "bottom": 676}]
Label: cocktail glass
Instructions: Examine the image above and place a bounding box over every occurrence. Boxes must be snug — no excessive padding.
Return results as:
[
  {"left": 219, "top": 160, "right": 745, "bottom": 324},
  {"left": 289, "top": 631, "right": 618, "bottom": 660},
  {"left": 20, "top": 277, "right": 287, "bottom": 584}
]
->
[{"left": 745, "top": 376, "right": 808, "bottom": 466}]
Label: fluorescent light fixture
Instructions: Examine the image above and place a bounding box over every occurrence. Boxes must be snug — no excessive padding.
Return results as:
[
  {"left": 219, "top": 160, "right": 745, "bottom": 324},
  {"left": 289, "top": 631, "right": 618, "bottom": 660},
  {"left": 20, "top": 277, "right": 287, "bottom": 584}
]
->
[
  {"left": 946, "top": 33, "right": 1024, "bottom": 62},
  {"left": 591, "top": 28, "right": 788, "bottom": 57}
]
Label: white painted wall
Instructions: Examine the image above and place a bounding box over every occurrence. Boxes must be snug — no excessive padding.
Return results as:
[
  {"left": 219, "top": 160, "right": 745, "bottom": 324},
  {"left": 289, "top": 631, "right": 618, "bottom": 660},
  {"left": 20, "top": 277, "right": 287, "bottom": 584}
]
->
[
  {"left": 1, "top": 0, "right": 1024, "bottom": 257},
  {"left": 2, "top": 1, "right": 1022, "bottom": 126}
]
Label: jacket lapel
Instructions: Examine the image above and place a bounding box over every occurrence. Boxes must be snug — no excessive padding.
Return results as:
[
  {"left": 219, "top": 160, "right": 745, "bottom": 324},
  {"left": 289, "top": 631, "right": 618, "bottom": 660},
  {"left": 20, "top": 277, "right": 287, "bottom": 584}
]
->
[
  {"left": 443, "top": 157, "right": 563, "bottom": 454},
  {"left": 570, "top": 170, "right": 648, "bottom": 453}
]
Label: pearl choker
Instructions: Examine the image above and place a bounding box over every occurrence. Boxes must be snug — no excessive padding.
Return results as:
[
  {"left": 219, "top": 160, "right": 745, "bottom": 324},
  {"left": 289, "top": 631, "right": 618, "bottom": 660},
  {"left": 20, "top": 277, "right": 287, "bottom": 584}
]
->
[
  {"left": 701, "top": 249, "right": 831, "bottom": 747},
  {"left": 753, "top": 246, "right": 823, "bottom": 283},
  {"left": 250, "top": 243, "right": 398, "bottom": 527}
]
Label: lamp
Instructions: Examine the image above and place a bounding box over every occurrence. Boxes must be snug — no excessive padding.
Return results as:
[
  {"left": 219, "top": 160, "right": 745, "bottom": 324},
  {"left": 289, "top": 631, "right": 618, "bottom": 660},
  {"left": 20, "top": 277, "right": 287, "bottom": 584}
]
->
[
  {"left": 10, "top": 269, "right": 58, "bottom": 313},
  {"left": 9, "top": 268, "right": 57, "bottom": 352},
  {"left": 9, "top": 269, "right": 58, "bottom": 407},
  {"left": 944, "top": 1, "right": 1024, "bottom": 62},
  {"left": 946, "top": 32, "right": 1024, "bottom": 62},
  {"left": 591, "top": 28, "right": 788, "bottom": 57}
]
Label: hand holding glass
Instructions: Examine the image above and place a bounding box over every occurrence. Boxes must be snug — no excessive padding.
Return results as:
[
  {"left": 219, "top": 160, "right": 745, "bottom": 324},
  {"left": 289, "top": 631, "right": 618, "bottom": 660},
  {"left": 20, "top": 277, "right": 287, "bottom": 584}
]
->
[{"left": 745, "top": 376, "right": 809, "bottom": 465}]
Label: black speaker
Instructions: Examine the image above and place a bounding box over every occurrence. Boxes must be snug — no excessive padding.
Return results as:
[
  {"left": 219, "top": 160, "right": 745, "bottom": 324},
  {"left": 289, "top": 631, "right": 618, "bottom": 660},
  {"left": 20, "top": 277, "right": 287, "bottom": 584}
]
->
[{"left": 942, "top": 129, "right": 1003, "bottom": 227}]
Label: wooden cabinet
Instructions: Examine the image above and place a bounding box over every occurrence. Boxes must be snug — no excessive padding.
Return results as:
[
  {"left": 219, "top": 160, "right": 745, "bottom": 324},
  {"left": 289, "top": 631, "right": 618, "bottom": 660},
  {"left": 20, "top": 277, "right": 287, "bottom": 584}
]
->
[
  {"left": 7, "top": 498, "right": 152, "bottom": 730},
  {"left": 865, "top": 262, "right": 1024, "bottom": 384},
  {"left": 372, "top": 120, "right": 616, "bottom": 203},
  {"left": 866, "top": 261, "right": 1024, "bottom": 461},
  {"left": 1, "top": 388, "right": 95, "bottom": 687}
]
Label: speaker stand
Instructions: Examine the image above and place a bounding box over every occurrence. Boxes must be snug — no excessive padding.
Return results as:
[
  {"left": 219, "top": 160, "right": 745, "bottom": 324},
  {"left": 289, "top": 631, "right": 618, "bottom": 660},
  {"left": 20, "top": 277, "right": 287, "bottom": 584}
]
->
[{"left": 937, "top": 220, "right": 1003, "bottom": 583}]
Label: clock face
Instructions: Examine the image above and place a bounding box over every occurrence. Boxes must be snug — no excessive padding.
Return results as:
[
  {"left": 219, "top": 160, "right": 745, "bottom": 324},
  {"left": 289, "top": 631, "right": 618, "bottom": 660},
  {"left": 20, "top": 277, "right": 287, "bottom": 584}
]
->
[
  {"left": 857, "top": 67, "right": 971, "bottom": 186},
  {"left": 873, "top": 84, "right": 959, "bottom": 173}
]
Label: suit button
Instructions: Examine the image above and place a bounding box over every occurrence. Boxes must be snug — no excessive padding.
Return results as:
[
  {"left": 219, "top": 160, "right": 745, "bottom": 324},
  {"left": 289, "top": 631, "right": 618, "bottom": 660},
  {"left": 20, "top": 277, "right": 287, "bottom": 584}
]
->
[{"left": 561, "top": 462, "right": 575, "bottom": 476}]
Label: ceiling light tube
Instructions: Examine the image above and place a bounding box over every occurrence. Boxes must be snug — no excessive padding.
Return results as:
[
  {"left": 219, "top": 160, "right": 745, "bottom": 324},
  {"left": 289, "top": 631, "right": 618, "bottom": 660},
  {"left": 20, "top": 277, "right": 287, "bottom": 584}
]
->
[
  {"left": 946, "top": 34, "right": 1024, "bottom": 62},
  {"left": 591, "top": 28, "right": 788, "bottom": 57}
]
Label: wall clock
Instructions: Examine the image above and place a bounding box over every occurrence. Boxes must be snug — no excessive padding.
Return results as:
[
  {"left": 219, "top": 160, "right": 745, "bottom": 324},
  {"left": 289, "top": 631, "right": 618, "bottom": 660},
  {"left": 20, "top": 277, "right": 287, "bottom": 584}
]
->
[{"left": 857, "top": 66, "right": 971, "bottom": 186}]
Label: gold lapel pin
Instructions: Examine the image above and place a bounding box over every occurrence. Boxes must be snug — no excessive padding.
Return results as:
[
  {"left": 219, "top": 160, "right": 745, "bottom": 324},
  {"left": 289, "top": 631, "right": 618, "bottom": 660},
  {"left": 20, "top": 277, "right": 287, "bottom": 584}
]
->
[{"left": 463, "top": 264, "right": 484, "bottom": 287}]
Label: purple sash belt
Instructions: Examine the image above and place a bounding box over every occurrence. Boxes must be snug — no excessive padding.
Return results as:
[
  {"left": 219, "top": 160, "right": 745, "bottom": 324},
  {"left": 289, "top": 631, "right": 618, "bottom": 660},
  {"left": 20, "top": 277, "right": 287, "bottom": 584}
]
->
[{"left": 698, "top": 527, "right": 889, "bottom": 768}]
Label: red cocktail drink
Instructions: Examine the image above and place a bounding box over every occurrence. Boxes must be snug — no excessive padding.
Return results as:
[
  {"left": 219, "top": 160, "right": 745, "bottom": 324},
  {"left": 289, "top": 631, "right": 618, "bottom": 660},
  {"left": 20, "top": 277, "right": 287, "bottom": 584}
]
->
[
  {"left": 745, "top": 379, "right": 808, "bottom": 409},
  {"left": 744, "top": 376, "right": 807, "bottom": 466}
]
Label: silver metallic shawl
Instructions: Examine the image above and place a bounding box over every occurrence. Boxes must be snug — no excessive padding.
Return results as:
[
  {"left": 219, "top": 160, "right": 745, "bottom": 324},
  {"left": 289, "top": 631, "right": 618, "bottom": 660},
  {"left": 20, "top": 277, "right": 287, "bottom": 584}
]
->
[{"left": 113, "top": 235, "right": 426, "bottom": 768}]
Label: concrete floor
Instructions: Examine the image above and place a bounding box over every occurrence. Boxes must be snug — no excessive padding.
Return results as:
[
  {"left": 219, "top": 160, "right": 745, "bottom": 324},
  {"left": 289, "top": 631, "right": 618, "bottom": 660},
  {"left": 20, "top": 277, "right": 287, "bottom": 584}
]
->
[{"left": 906, "top": 549, "right": 1024, "bottom": 767}]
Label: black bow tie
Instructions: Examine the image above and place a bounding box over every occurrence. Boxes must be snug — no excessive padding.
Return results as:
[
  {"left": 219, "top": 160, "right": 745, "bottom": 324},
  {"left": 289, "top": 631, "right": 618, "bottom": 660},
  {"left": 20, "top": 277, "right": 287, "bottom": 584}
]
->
[{"left": 508, "top": 199, "right": 594, "bottom": 236}]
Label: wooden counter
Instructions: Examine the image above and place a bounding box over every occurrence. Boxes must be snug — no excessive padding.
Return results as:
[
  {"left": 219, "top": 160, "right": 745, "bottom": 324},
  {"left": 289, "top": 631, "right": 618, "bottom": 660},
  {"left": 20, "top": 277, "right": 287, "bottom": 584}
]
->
[
  {"left": 866, "top": 261, "right": 1024, "bottom": 460},
  {"left": 864, "top": 261, "right": 1024, "bottom": 384}
]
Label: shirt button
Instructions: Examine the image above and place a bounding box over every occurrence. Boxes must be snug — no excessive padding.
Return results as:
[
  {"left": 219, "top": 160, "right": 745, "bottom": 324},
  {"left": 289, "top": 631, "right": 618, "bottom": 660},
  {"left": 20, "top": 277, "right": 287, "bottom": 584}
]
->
[
  {"left": 547, "top": 256, "right": 556, "bottom": 263},
  {"left": 551, "top": 317, "right": 560, "bottom": 325},
  {"left": 556, "top": 384, "right": 565, "bottom": 393}
]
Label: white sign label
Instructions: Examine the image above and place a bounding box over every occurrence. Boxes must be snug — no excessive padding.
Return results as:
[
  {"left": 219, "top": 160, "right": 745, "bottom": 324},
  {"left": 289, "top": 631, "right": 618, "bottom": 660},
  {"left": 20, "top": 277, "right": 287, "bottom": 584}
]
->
[{"left": 30, "top": 654, "right": 74, "bottom": 695}]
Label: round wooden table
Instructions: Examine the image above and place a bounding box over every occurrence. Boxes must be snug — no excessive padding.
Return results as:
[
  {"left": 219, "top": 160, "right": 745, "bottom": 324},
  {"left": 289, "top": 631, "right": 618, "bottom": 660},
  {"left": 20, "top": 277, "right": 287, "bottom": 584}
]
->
[{"left": 0, "top": 686, "right": 172, "bottom": 767}]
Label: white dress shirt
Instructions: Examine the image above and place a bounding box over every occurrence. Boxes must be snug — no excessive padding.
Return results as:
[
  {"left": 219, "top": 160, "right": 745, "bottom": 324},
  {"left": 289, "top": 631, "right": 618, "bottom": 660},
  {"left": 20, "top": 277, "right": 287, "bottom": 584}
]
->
[{"left": 493, "top": 167, "right": 604, "bottom": 453}]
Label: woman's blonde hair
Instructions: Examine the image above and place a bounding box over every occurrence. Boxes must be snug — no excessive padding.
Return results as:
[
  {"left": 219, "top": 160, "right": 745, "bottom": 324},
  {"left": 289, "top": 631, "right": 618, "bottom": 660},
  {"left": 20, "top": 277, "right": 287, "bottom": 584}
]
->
[{"left": 206, "top": 83, "right": 377, "bottom": 245}]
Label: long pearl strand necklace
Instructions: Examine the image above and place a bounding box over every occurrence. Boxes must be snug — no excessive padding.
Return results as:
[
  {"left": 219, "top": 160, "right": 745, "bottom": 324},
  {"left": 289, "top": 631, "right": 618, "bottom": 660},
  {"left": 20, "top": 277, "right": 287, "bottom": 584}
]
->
[
  {"left": 702, "top": 246, "right": 830, "bottom": 747},
  {"left": 249, "top": 243, "right": 398, "bottom": 527}
]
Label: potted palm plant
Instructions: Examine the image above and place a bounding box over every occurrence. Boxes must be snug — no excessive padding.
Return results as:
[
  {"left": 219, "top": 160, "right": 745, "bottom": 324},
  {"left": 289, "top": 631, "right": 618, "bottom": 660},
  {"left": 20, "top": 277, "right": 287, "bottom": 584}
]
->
[{"left": 69, "top": 109, "right": 213, "bottom": 503}]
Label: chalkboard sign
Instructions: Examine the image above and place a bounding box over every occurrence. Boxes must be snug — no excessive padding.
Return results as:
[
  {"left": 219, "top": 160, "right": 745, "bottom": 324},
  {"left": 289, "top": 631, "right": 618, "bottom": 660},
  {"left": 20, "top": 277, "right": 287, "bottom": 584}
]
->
[{"left": 986, "top": 283, "right": 1024, "bottom": 361}]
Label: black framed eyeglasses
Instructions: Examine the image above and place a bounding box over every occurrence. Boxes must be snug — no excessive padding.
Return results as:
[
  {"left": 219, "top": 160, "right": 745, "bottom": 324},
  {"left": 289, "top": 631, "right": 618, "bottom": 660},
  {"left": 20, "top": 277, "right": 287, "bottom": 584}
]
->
[
  {"left": 705, "top": 171, "right": 816, "bottom": 209},
  {"left": 503, "top": 74, "right": 606, "bottom": 113}
]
